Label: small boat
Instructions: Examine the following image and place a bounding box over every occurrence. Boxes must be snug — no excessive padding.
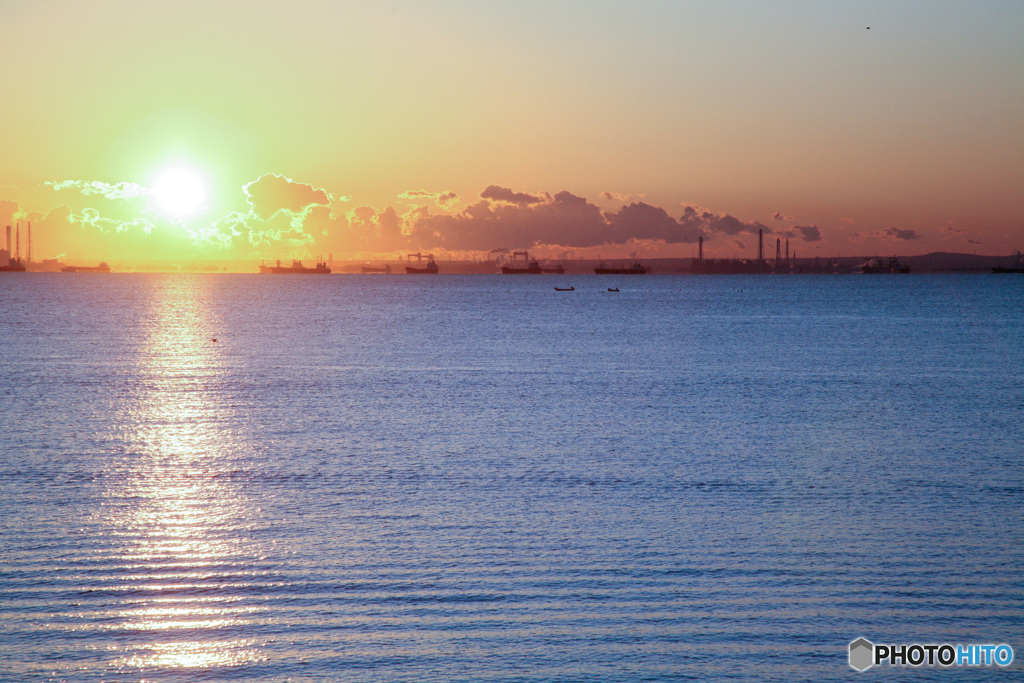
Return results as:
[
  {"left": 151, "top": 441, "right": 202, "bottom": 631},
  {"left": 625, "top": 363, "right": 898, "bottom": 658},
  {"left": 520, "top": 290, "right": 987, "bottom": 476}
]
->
[
  {"left": 259, "top": 259, "right": 331, "bottom": 274},
  {"left": 61, "top": 262, "right": 111, "bottom": 273},
  {"left": 594, "top": 260, "right": 649, "bottom": 274},
  {"left": 607, "top": 287, "right": 619, "bottom": 292},
  {"left": 554, "top": 286, "right": 574, "bottom": 291},
  {"left": 405, "top": 253, "right": 439, "bottom": 274}
]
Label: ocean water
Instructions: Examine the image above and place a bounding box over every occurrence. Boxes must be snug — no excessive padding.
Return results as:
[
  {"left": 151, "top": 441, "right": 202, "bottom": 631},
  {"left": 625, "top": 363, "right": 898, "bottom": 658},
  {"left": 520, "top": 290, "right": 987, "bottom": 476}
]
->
[{"left": 1, "top": 273, "right": 1022, "bottom": 682}]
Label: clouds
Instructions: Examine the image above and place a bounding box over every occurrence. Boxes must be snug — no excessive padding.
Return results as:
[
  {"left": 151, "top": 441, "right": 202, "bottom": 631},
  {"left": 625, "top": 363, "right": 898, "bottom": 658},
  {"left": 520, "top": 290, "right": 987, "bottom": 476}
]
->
[
  {"left": 705, "top": 213, "right": 766, "bottom": 236},
  {"left": 601, "top": 191, "right": 644, "bottom": 203},
  {"left": 42, "top": 179, "right": 156, "bottom": 235},
  {"left": 14, "top": 172, "right": 975, "bottom": 263},
  {"left": 479, "top": 185, "right": 545, "bottom": 205},
  {"left": 403, "top": 192, "right": 618, "bottom": 251},
  {"left": 221, "top": 181, "right": 790, "bottom": 254},
  {"left": 607, "top": 201, "right": 704, "bottom": 244},
  {"left": 794, "top": 226, "right": 822, "bottom": 242},
  {"left": 399, "top": 190, "right": 459, "bottom": 210},
  {"left": 779, "top": 225, "right": 823, "bottom": 242},
  {"left": 29, "top": 171, "right": 959, "bottom": 261},
  {"left": 35, "top": 172, "right": 337, "bottom": 257},
  {"left": 390, "top": 188, "right": 782, "bottom": 252},
  {"left": 243, "top": 174, "right": 330, "bottom": 221},
  {"left": 776, "top": 223, "right": 824, "bottom": 244},
  {"left": 880, "top": 226, "right": 922, "bottom": 241},
  {"left": 19, "top": 203, "right": 193, "bottom": 262},
  {"left": 196, "top": 212, "right": 250, "bottom": 249},
  {"left": 938, "top": 224, "right": 983, "bottom": 246},
  {"left": 46, "top": 180, "right": 148, "bottom": 200},
  {"left": 68, "top": 207, "right": 156, "bottom": 234},
  {"left": 43, "top": 178, "right": 172, "bottom": 240}
]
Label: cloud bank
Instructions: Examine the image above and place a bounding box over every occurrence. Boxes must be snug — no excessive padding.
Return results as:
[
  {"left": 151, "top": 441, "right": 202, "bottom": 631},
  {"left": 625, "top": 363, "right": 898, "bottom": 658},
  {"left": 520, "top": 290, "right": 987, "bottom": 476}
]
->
[
  {"left": 243, "top": 173, "right": 330, "bottom": 221},
  {"left": 46, "top": 180, "right": 149, "bottom": 200},
  {"left": 779, "top": 225, "right": 822, "bottom": 242},
  {"left": 479, "top": 185, "right": 546, "bottom": 205},
  {"left": 881, "top": 227, "right": 922, "bottom": 241},
  {"left": 23, "top": 176, "right": 837, "bottom": 261},
  {"left": 384, "top": 189, "right": 775, "bottom": 252},
  {"left": 399, "top": 190, "right": 459, "bottom": 209}
]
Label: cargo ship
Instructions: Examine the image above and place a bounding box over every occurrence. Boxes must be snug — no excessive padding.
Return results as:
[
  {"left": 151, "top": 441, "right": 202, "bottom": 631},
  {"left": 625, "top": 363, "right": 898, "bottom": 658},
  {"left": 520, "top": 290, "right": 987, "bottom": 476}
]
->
[
  {"left": 259, "top": 259, "right": 331, "bottom": 274},
  {"left": 405, "top": 253, "right": 439, "bottom": 274},
  {"left": 501, "top": 250, "right": 543, "bottom": 274},
  {"left": 61, "top": 262, "right": 111, "bottom": 273},
  {"left": 861, "top": 257, "right": 910, "bottom": 274},
  {"left": 992, "top": 251, "right": 1023, "bottom": 273},
  {"left": 361, "top": 263, "right": 392, "bottom": 274},
  {"left": 594, "top": 260, "right": 649, "bottom": 274}
]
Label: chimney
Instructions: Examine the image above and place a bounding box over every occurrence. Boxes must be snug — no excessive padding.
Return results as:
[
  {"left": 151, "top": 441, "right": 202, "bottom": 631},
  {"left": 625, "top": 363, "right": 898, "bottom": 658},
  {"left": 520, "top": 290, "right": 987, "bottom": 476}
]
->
[
  {"left": 27, "top": 222, "right": 31, "bottom": 264},
  {"left": 5, "top": 225, "right": 9, "bottom": 255},
  {"left": 16, "top": 223, "right": 20, "bottom": 261},
  {"left": 775, "top": 237, "right": 781, "bottom": 267},
  {"left": 698, "top": 235, "right": 703, "bottom": 262},
  {"left": 757, "top": 228, "right": 763, "bottom": 262}
]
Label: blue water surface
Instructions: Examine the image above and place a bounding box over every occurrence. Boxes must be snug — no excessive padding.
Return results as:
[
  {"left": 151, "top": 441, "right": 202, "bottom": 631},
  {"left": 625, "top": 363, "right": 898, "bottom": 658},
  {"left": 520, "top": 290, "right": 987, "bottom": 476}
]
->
[{"left": 1, "top": 273, "right": 1022, "bottom": 681}]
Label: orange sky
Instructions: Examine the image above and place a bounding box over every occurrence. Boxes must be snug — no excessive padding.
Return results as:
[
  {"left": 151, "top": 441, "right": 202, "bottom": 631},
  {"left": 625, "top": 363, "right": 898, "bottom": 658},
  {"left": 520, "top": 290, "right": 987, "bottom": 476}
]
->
[{"left": 1, "top": 1, "right": 1022, "bottom": 268}]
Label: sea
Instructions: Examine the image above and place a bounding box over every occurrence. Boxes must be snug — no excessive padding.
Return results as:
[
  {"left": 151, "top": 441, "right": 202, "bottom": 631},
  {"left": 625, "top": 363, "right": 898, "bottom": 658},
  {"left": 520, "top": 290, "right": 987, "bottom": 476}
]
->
[{"left": 1, "top": 273, "right": 1022, "bottom": 682}]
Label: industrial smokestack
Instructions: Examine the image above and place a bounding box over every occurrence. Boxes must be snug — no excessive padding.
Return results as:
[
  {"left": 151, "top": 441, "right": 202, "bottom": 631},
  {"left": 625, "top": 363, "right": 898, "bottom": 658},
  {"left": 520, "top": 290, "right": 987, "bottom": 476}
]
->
[
  {"left": 775, "top": 238, "right": 781, "bottom": 267},
  {"left": 27, "top": 222, "right": 31, "bottom": 264},
  {"left": 757, "top": 228, "right": 763, "bottom": 262},
  {"left": 5, "top": 225, "right": 9, "bottom": 255},
  {"left": 15, "top": 223, "right": 20, "bottom": 261},
  {"left": 698, "top": 235, "right": 703, "bottom": 262},
  {"left": 785, "top": 238, "right": 789, "bottom": 264}
]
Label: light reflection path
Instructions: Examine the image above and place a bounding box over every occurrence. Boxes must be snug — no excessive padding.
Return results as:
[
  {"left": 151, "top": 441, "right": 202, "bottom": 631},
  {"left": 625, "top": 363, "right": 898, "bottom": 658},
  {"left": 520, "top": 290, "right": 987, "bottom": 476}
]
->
[{"left": 99, "top": 277, "right": 267, "bottom": 675}]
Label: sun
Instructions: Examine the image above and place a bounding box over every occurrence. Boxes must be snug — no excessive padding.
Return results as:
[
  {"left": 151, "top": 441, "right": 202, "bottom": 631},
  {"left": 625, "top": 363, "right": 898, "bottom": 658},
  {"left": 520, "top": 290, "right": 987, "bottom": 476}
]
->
[{"left": 152, "top": 166, "right": 207, "bottom": 217}]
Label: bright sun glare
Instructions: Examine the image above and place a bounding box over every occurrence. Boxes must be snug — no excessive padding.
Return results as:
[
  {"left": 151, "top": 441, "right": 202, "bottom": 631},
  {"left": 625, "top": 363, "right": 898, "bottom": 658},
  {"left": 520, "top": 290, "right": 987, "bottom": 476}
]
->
[{"left": 153, "top": 167, "right": 207, "bottom": 217}]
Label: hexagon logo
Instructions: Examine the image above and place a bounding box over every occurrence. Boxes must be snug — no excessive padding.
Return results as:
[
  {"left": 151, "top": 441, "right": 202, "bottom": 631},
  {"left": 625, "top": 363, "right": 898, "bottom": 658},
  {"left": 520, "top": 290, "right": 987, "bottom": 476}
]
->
[{"left": 849, "top": 638, "right": 874, "bottom": 671}]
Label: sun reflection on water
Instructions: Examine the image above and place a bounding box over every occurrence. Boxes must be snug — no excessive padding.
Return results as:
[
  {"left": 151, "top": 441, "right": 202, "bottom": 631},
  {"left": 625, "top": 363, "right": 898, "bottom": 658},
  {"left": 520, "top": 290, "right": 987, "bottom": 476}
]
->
[
  {"left": 100, "top": 276, "right": 265, "bottom": 673},
  {"left": 114, "top": 639, "right": 263, "bottom": 670}
]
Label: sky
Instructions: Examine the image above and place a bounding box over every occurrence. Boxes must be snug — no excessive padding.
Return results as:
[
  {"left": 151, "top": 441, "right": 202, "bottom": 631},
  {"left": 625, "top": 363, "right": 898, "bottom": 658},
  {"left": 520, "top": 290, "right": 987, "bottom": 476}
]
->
[{"left": 1, "top": 0, "right": 1022, "bottom": 267}]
